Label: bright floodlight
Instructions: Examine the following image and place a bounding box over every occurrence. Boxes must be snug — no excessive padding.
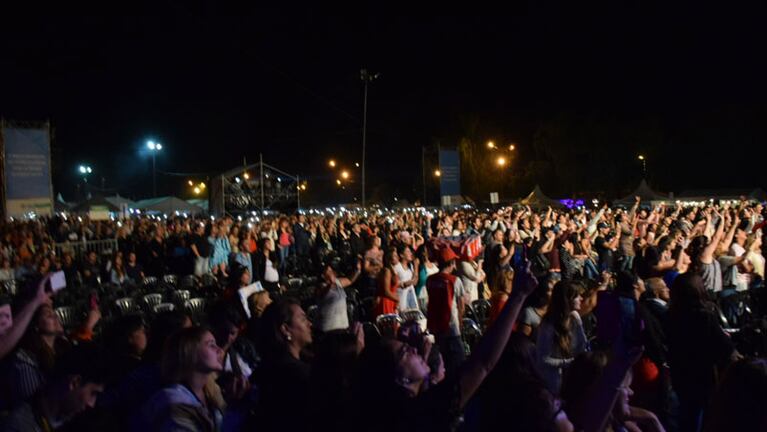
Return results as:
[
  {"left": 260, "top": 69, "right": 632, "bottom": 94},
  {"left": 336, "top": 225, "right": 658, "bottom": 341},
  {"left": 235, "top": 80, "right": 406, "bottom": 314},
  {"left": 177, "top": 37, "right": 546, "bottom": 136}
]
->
[
  {"left": 329, "top": 159, "right": 336, "bottom": 168},
  {"left": 193, "top": 187, "right": 201, "bottom": 194},
  {"left": 188, "top": 180, "right": 194, "bottom": 186},
  {"left": 79, "top": 165, "right": 87, "bottom": 174},
  {"left": 341, "top": 171, "right": 349, "bottom": 179},
  {"left": 487, "top": 141, "right": 495, "bottom": 149},
  {"left": 243, "top": 172, "right": 250, "bottom": 180},
  {"left": 199, "top": 182, "right": 206, "bottom": 189},
  {"left": 509, "top": 144, "right": 516, "bottom": 151},
  {"left": 497, "top": 156, "right": 507, "bottom": 167},
  {"left": 434, "top": 169, "right": 441, "bottom": 177},
  {"left": 87, "top": 167, "right": 92, "bottom": 173},
  {"left": 336, "top": 179, "right": 342, "bottom": 185},
  {"left": 638, "top": 155, "right": 645, "bottom": 160},
  {"left": 156, "top": 143, "right": 162, "bottom": 150},
  {"left": 147, "top": 141, "right": 156, "bottom": 150}
]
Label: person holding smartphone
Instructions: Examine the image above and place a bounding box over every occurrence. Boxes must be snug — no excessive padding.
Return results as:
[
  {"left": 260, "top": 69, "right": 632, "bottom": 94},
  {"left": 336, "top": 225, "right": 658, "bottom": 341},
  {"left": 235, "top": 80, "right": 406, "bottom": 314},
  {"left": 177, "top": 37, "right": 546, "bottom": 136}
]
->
[{"left": 0, "top": 275, "right": 53, "bottom": 361}]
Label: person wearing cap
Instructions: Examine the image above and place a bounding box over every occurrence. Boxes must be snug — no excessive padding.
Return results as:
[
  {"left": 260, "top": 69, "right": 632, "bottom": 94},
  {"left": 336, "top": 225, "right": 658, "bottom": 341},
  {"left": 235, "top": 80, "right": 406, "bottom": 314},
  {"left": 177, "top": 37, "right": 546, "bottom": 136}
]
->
[{"left": 426, "top": 247, "right": 467, "bottom": 374}]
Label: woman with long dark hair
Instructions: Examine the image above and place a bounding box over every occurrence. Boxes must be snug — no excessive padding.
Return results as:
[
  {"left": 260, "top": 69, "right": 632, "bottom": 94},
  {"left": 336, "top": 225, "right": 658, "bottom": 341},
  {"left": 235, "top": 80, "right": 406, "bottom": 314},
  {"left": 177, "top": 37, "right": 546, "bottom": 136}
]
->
[
  {"left": 536, "top": 281, "right": 588, "bottom": 394},
  {"left": 373, "top": 248, "right": 400, "bottom": 318},
  {"left": 255, "top": 298, "right": 313, "bottom": 431},
  {"left": 518, "top": 276, "right": 555, "bottom": 339}
]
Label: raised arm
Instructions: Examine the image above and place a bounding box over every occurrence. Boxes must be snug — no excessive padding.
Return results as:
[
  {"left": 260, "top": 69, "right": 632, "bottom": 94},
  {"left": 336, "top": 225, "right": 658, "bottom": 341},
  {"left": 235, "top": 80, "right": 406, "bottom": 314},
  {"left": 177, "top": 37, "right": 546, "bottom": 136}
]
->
[
  {"left": 339, "top": 259, "right": 363, "bottom": 289},
  {"left": 586, "top": 207, "right": 606, "bottom": 237},
  {"left": 456, "top": 262, "right": 536, "bottom": 408},
  {"left": 540, "top": 230, "right": 557, "bottom": 254},
  {"left": 630, "top": 197, "right": 641, "bottom": 222},
  {"left": 568, "top": 343, "right": 644, "bottom": 432},
  {"left": 718, "top": 213, "right": 739, "bottom": 255},
  {"left": 0, "top": 276, "right": 50, "bottom": 360},
  {"left": 701, "top": 211, "right": 725, "bottom": 264}
]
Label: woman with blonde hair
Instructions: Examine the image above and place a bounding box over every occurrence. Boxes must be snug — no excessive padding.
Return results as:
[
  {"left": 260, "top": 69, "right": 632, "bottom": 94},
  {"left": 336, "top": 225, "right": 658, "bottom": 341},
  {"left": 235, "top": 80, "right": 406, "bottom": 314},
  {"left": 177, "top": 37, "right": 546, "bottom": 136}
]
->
[{"left": 139, "top": 326, "right": 225, "bottom": 431}]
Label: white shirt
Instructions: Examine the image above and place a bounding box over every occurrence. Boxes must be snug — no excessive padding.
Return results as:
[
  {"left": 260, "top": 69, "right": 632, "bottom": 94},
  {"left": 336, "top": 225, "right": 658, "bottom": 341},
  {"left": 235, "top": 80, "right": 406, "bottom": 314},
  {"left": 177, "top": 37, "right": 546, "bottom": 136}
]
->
[
  {"left": 729, "top": 243, "right": 750, "bottom": 288},
  {"left": 264, "top": 258, "right": 279, "bottom": 282},
  {"left": 459, "top": 261, "right": 482, "bottom": 303},
  {"left": 319, "top": 279, "right": 349, "bottom": 332},
  {"left": 394, "top": 262, "right": 417, "bottom": 311},
  {"left": 394, "top": 262, "right": 414, "bottom": 290},
  {"left": 448, "top": 278, "right": 465, "bottom": 337}
]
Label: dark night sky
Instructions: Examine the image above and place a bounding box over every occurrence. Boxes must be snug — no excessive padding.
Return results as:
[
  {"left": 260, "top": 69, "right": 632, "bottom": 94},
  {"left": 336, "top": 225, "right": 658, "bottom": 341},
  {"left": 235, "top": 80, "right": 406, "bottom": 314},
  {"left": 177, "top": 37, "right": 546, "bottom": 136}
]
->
[{"left": 1, "top": 7, "right": 766, "bottom": 203}]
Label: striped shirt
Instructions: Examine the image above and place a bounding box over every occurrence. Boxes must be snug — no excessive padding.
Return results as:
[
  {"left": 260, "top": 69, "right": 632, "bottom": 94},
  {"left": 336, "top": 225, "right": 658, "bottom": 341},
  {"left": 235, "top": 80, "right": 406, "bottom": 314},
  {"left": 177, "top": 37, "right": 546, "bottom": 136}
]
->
[{"left": 6, "top": 349, "right": 46, "bottom": 404}]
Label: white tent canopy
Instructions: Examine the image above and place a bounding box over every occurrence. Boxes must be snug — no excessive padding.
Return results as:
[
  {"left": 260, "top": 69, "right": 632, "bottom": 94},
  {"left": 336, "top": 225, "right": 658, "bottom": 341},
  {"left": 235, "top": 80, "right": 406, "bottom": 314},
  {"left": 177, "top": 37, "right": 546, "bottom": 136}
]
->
[
  {"left": 616, "top": 179, "right": 671, "bottom": 206},
  {"left": 104, "top": 194, "right": 137, "bottom": 210},
  {"left": 518, "top": 185, "right": 564, "bottom": 209}
]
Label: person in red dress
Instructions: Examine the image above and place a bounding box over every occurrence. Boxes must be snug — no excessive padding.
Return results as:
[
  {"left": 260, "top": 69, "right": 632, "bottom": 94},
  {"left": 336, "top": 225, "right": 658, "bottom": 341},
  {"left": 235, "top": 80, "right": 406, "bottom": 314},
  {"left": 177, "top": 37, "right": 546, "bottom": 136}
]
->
[{"left": 374, "top": 247, "right": 400, "bottom": 317}]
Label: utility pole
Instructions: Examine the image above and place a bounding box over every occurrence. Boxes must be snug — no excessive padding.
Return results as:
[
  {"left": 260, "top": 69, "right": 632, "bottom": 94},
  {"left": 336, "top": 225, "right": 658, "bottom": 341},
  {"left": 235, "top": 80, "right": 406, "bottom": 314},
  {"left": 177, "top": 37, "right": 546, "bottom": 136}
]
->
[{"left": 360, "top": 68, "right": 379, "bottom": 208}]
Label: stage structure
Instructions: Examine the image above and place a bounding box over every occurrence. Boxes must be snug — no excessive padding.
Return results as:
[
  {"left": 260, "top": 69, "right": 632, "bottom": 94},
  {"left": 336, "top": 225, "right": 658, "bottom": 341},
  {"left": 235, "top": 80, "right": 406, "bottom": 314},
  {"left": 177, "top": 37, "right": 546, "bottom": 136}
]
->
[
  {"left": 209, "top": 154, "right": 300, "bottom": 216},
  {"left": 0, "top": 120, "right": 54, "bottom": 219}
]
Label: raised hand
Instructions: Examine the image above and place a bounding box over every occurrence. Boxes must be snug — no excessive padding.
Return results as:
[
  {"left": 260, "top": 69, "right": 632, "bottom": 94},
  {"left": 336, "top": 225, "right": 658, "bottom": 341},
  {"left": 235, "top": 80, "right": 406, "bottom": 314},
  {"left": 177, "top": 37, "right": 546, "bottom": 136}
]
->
[{"left": 512, "top": 261, "right": 538, "bottom": 299}]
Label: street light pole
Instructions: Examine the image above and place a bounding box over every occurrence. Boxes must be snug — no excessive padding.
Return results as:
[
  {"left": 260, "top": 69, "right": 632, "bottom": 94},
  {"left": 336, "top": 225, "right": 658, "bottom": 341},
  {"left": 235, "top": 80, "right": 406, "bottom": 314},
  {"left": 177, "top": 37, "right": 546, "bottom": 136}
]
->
[
  {"left": 147, "top": 140, "right": 162, "bottom": 198},
  {"left": 360, "top": 68, "right": 379, "bottom": 208},
  {"left": 422, "top": 145, "right": 426, "bottom": 206},
  {"left": 152, "top": 152, "right": 156, "bottom": 197}
]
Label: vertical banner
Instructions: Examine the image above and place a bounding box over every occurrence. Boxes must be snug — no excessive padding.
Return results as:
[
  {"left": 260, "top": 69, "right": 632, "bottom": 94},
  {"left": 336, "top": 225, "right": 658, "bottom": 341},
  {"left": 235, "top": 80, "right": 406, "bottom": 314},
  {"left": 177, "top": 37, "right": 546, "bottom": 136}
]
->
[
  {"left": 2, "top": 125, "right": 53, "bottom": 218},
  {"left": 438, "top": 149, "right": 461, "bottom": 198}
]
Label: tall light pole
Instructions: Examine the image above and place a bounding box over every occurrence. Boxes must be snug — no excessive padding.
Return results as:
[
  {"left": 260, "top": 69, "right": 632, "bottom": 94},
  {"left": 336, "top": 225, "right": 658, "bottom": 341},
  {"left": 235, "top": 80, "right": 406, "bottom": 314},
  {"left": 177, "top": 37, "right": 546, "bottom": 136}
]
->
[
  {"left": 78, "top": 164, "right": 93, "bottom": 200},
  {"left": 638, "top": 155, "right": 646, "bottom": 177},
  {"left": 78, "top": 164, "right": 93, "bottom": 182},
  {"left": 360, "top": 68, "right": 379, "bottom": 208},
  {"left": 147, "top": 140, "right": 163, "bottom": 197}
]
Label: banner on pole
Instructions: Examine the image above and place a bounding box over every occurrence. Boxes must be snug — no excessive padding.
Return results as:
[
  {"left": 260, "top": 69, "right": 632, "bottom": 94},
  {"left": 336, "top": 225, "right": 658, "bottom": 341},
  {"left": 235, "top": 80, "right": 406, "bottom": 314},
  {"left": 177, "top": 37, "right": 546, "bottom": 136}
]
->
[
  {"left": 2, "top": 125, "right": 53, "bottom": 219},
  {"left": 438, "top": 149, "right": 461, "bottom": 197}
]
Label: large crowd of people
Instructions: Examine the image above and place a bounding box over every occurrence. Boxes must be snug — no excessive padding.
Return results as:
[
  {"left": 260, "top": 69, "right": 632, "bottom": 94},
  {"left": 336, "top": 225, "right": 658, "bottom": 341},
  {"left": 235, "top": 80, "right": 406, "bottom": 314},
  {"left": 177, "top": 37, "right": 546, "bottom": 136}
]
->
[{"left": 0, "top": 197, "right": 766, "bottom": 431}]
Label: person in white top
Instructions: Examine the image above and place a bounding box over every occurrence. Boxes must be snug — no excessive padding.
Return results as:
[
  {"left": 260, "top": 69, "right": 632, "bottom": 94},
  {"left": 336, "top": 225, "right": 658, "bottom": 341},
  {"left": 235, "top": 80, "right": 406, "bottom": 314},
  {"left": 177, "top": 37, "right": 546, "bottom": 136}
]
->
[
  {"left": 394, "top": 245, "right": 420, "bottom": 312},
  {"left": 459, "top": 255, "right": 485, "bottom": 303},
  {"left": 317, "top": 260, "right": 361, "bottom": 332},
  {"left": 729, "top": 225, "right": 753, "bottom": 290},
  {"left": 746, "top": 232, "right": 765, "bottom": 281}
]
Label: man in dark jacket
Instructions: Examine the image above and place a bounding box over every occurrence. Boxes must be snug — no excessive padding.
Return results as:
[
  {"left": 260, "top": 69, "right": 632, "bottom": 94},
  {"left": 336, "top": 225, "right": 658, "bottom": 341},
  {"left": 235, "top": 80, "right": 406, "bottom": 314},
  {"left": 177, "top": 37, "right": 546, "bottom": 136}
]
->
[{"left": 292, "top": 215, "right": 310, "bottom": 258}]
